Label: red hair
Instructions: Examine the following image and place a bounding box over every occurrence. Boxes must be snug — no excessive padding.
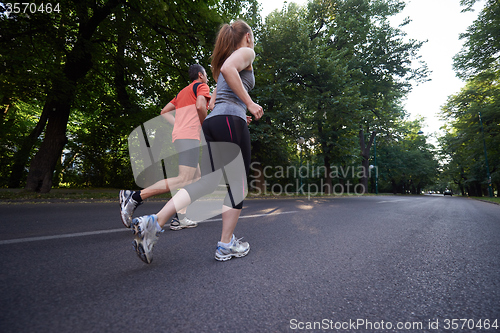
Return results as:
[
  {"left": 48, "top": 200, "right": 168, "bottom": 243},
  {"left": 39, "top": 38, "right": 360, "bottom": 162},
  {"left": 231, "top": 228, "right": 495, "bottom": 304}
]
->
[{"left": 210, "top": 20, "right": 252, "bottom": 81}]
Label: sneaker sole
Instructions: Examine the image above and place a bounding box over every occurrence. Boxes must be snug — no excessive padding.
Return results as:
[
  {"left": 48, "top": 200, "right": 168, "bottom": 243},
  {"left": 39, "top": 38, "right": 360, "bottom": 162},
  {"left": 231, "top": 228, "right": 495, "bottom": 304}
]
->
[
  {"left": 131, "top": 219, "right": 141, "bottom": 235},
  {"left": 120, "top": 213, "right": 131, "bottom": 228},
  {"left": 170, "top": 224, "right": 198, "bottom": 231},
  {"left": 133, "top": 238, "right": 152, "bottom": 264},
  {"left": 119, "top": 190, "right": 131, "bottom": 228},
  {"left": 214, "top": 246, "right": 250, "bottom": 261}
]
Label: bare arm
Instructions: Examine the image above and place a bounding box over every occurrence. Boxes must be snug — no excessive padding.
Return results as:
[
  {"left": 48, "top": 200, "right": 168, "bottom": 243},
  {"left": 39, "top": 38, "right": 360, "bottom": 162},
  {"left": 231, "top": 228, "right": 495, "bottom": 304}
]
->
[
  {"left": 195, "top": 95, "right": 208, "bottom": 124},
  {"left": 160, "top": 102, "right": 176, "bottom": 125},
  {"left": 220, "top": 47, "right": 263, "bottom": 120},
  {"left": 208, "top": 87, "right": 217, "bottom": 111}
]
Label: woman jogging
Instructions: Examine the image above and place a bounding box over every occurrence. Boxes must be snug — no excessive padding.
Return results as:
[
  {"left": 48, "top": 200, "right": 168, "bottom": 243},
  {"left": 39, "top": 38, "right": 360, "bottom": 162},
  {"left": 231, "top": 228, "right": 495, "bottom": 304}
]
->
[{"left": 131, "top": 19, "right": 263, "bottom": 264}]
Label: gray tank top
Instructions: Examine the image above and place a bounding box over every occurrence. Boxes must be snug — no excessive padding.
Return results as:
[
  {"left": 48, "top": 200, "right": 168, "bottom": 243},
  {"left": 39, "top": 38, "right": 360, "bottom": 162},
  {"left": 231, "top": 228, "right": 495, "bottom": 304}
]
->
[{"left": 206, "top": 69, "right": 255, "bottom": 121}]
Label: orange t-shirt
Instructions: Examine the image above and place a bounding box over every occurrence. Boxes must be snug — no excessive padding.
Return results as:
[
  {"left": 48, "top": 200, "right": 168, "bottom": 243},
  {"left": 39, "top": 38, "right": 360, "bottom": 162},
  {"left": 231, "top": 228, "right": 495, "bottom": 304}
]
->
[{"left": 169, "top": 81, "right": 211, "bottom": 142}]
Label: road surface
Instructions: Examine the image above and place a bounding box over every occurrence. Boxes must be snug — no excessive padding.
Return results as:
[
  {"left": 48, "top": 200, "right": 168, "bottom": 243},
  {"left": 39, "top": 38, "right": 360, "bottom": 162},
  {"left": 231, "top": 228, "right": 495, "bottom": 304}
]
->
[{"left": 0, "top": 195, "right": 499, "bottom": 332}]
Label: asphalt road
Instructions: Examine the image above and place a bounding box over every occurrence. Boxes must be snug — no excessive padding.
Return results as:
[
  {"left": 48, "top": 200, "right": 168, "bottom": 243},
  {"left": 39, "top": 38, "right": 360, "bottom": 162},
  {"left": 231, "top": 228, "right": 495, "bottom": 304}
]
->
[{"left": 0, "top": 195, "right": 499, "bottom": 332}]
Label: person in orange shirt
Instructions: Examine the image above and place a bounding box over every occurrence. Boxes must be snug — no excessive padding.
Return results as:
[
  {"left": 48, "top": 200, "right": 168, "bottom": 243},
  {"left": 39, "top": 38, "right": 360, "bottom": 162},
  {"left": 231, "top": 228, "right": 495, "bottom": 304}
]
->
[{"left": 120, "top": 64, "right": 211, "bottom": 231}]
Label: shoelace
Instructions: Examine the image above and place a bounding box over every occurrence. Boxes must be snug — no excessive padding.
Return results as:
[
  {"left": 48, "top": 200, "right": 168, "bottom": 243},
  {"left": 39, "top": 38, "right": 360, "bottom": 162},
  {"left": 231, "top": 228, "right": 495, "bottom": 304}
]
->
[
  {"left": 233, "top": 236, "right": 245, "bottom": 247},
  {"left": 138, "top": 216, "right": 162, "bottom": 236},
  {"left": 217, "top": 236, "right": 245, "bottom": 253}
]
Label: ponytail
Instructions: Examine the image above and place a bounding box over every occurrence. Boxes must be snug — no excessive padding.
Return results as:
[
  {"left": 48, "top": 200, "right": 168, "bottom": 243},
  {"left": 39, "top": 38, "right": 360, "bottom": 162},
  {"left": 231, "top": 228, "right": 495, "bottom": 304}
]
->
[{"left": 210, "top": 20, "right": 252, "bottom": 81}]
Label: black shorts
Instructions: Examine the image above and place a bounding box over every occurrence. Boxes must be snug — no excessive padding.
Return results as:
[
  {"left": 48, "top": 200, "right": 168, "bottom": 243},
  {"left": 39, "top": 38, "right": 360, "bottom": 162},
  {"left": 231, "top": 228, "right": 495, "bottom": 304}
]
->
[
  {"left": 183, "top": 115, "right": 250, "bottom": 209},
  {"left": 173, "top": 139, "right": 200, "bottom": 168}
]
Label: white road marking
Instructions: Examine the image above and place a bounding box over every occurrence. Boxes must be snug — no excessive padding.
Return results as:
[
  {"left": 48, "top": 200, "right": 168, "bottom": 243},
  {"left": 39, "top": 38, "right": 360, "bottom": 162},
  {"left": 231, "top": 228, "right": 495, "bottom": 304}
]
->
[
  {"left": 0, "top": 229, "right": 129, "bottom": 245},
  {"left": 377, "top": 199, "right": 408, "bottom": 203},
  {"left": 0, "top": 210, "right": 299, "bottom": 245},
  {"left": 198, "top": 210, "right": 298, "bottom": 223}
]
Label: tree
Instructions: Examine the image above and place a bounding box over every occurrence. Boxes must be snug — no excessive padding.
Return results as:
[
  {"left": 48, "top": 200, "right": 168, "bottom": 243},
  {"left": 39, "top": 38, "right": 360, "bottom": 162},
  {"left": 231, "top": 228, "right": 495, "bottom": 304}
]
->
[
  {"left": 375, "top": 118, "right": 438, "bottom": 194},
  {"left": 439, "top": 0, "right": 500, "bottom": 197},
  {"left": 1, "top": 1, "right": 70, "bottom": 188},
  {"left": 453, "top": 0, "right": 500, "bottom": 79},
  {"left": 1, "top": 0, "right": 125, "bottom": 191},
  {"left": 254, "top": 0, "right": 428, "bottom": 194},
  {"left": 440, "top": 72, "right": 500, "bottom": 196},
  {"left": 347, "top": 0, "right": 428, "bottom": 193},
  {"left": 254, "top": 1, "right": 361, "bottom": 193}
]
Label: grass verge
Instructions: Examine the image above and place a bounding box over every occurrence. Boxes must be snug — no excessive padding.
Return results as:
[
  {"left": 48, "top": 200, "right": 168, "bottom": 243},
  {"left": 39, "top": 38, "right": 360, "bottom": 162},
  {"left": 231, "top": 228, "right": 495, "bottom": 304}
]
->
[
  {"left": 0, "top": 188, "right": 171, "bottom": 203},
  {"left": 469, "top": 196, "right": 500, "bottom": 205}
]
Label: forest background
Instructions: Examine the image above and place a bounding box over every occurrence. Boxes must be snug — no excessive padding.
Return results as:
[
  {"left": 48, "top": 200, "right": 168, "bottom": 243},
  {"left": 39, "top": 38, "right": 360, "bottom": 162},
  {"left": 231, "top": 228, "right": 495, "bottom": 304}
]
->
[{"left": 0, "top": 0, "right": 498, "bottom": 197}]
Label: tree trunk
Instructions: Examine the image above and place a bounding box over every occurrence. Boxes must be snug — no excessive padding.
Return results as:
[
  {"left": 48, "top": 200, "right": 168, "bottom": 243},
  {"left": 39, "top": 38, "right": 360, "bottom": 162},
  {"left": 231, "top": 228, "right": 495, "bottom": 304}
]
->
[
  {"left": 25, "top": 99, "right": 72, "bottom": 192},
  {"left": 459, "top": 183, "right": 465, "bottom": 196},
  {"left": 460, "top": 171, "right": 467, "bottom": 196},
  {"left": 358, "top": 128, "right": 376, "bottom": 194},
  {"left": 323, "top": 155, "right": 332, "bottom": 194},
  {"left": 391, "top": 179, "right": 397, "bottom": 194},
  {"left": 474, "top": 182, "right": 482, "bottom": 197},
  {"left": 8, "top": 102, "right": 51, "bottom": 188},
  {"left": 317, "top": 119, "right": 333, "bottom": 194},
  {"left": 360, "top": 157, "right": 370, "bottom": 194},
  {"left": 25, "top": 49, "right": 84, "bottom": 192}
]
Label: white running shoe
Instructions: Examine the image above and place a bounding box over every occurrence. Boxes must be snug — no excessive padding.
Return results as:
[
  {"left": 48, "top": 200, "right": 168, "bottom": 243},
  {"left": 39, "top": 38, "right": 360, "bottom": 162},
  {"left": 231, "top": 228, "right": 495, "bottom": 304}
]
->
[
  {"left": 132, "top": 215, "right": 161, "bottom": 264},
  {"left": 170, "top": 216, "right": 198, "bottom": 231},
  {"left": 215, "top": 235, "right": 250, "bottom": 261},
  {"left": 119, "top": 190, "right": 142, "bottom": 228}
]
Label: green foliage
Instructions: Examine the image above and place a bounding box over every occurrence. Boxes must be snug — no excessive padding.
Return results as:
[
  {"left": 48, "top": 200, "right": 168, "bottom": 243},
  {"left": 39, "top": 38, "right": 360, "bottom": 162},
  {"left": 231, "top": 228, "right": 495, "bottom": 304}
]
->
[
  {"left": 454, "top": 0, "right": 500, "bottom": 79},
  {"left": 0, "top": 0, "right": 258, "bottom": 189},
  {"left": 439, "top": 0, "right": 500, "bottom": 197},
  {"left": 376, "top": 118, "right": 438, "bottom": 194},
  {"left": 0, "top": 101, "right": 43, "bottom": 185},
  {"left": 1, "top": 0, "right": 436, "bottom": 193},
  {"left": 439, "top": 71, "right": 500, "bottom": 196},
  {"left": 252, "top": 0, "right": 430, "bottom": 193}
]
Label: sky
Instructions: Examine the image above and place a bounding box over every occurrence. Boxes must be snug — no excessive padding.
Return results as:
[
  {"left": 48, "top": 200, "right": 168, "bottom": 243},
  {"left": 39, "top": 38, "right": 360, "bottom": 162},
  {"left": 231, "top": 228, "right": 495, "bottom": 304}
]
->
[{"left": 258, "top": 0, "right": 483, "bottom": 141}]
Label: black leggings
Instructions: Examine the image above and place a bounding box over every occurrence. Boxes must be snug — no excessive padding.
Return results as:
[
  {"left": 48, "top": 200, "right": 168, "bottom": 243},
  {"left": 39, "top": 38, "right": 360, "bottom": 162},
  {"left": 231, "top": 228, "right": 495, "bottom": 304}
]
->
[{"left": 183, "top": 115, "right": 250, "bottom": 209}]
